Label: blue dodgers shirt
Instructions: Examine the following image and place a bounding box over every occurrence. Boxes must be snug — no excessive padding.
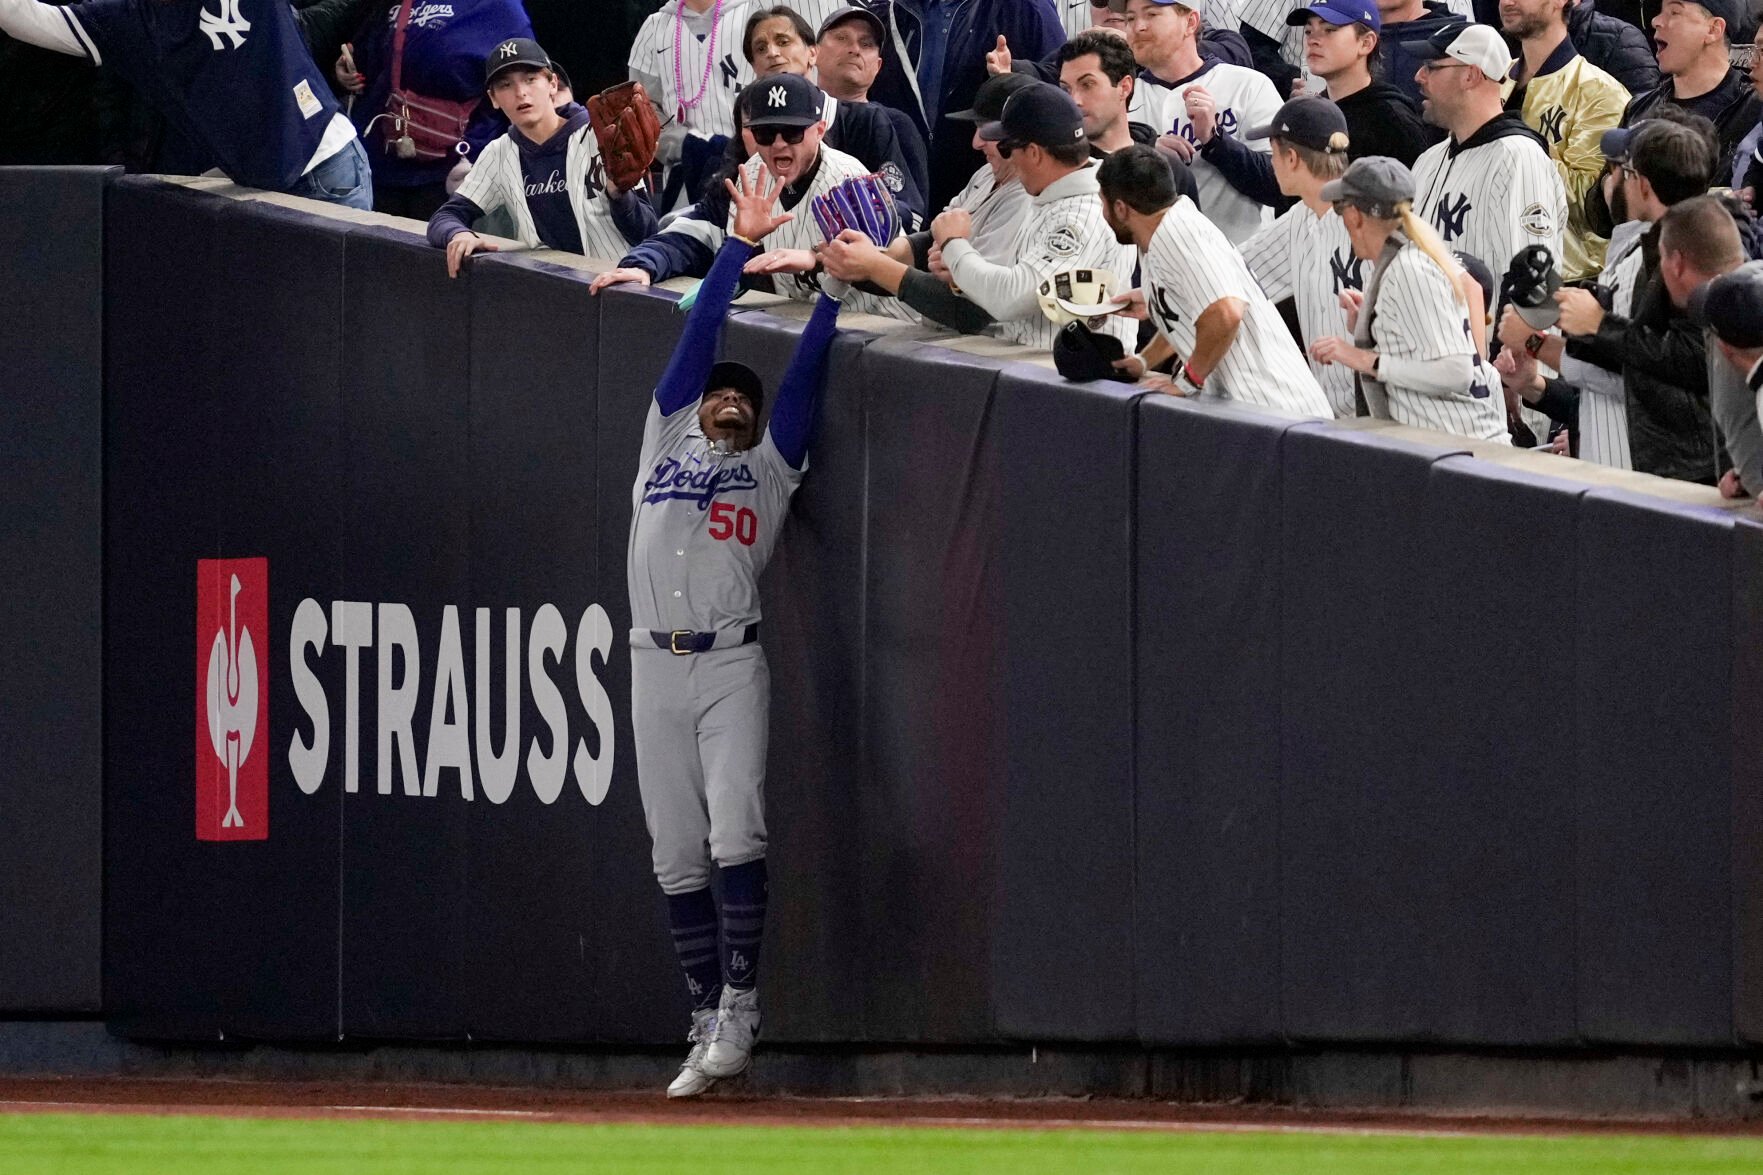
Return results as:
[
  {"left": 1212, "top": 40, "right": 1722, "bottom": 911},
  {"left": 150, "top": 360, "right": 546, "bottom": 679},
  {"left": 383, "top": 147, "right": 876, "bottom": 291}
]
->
[{"left": 67, "top": 0, "right": 341, "bottom": 191}]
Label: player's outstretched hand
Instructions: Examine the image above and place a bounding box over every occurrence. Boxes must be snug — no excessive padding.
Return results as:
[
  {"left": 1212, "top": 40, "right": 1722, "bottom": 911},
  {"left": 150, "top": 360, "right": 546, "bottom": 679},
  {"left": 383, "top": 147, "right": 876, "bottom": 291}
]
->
[
  {"left": 986, "top": 35, "right": 1012, "bottom": 76},
  {"left": 446, "top": 232, "right": 498, "bottom": 279},
  {"left": 744, "top": 247, "right": 819, "bottom": 275},
  {"left": 1109, "top": 288, "right": 1148, "bottom": 321},
  {"left": 589, "top": 266, "right": 652, "bottom": 294},
  {"left": 727, "top": 167, "right": 794, "bottom": 245}
]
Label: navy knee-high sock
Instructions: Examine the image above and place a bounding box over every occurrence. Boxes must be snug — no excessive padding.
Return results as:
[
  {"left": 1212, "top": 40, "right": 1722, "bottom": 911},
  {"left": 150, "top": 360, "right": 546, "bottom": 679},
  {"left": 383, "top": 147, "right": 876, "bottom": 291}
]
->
[
  {"left": 665, "top": 886, "right": 723, "bottom": 1011},
  {"left": 719, "top": 858, "right": 767, "bottom": 991}
]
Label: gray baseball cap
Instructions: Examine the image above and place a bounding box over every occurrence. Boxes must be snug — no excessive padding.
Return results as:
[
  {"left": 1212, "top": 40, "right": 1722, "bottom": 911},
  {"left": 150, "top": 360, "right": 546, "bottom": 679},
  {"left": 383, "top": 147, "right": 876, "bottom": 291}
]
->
[{"left": 1319, "top": 155, "right": 1416, "bottom": 218}]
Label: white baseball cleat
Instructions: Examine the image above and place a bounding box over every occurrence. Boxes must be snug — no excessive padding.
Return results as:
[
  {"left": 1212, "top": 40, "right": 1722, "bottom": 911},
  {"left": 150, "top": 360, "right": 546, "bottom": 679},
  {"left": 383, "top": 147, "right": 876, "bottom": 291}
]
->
[
  {"left": 666, "top": 1007, "right": 720, "bottom": 1099},
  {"left": 700, "top": 985, "right": 760, "bottom": 1079}
]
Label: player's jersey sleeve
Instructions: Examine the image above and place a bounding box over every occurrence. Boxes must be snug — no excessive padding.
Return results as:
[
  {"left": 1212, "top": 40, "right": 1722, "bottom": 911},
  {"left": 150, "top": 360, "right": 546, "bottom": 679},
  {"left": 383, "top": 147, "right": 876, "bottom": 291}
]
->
[{"left": 1240, "top": 209, "right": 1296, "bottom": 303}]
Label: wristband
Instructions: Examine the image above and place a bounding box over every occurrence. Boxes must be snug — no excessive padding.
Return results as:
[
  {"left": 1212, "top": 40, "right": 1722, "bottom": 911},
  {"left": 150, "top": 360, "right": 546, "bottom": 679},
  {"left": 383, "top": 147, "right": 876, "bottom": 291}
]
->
[
  {"left": 729, "top": 232, "right": 760, "bottom": 247},
  {"left": 1179, "top": 361, "right": 1204, "bottom": 393},
  {"left": 1524, "top": 331, "right": 1546, "bottom": 357}
]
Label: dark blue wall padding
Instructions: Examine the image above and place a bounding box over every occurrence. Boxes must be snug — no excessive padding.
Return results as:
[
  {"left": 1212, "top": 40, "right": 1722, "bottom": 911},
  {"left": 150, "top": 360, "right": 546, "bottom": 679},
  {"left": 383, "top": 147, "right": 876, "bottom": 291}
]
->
[
  {"left": 460, "top": 256, "right": 671, "bottom": 1044},
  {"left": 336, "top": 227, "right": 474, "bottom": 1040},
  {"left": 859, "top": 339, "right": 1005, "bottom": 1043},
  {"left": 103, "top": 178, "right": 231, "bottom": 1039},
  {"left": 1575, "top": 490, "right": 1737, "bottom": 1046},
  {"left": 1133, "top": 396, "right": 1306, "bottom": 1046},
  {"left": 1279, "top": 425, "right": 1470, "bottom": 1043},
  {"left": 1731, "top": 517, "right": 1763, "bottom": 1044},
  {"left": 721, "top": 304, "right": 871, "bottom": 1044},
  {"left": 990, "top": 367, "right": 1144, "bottom": 1043},
  {"left": 0, "top": 166, "right": 113, "bottom": 1013},
  {"left": 1406, "top": 456, "right": 1581, "bottom": 1046}
]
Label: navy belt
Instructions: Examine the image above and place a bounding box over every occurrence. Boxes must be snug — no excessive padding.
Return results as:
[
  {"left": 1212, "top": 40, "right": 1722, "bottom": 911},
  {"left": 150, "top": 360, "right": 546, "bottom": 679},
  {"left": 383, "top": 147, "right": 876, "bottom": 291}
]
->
[{"left": 648, "top": 624, "right": 760, "bottom": 655}]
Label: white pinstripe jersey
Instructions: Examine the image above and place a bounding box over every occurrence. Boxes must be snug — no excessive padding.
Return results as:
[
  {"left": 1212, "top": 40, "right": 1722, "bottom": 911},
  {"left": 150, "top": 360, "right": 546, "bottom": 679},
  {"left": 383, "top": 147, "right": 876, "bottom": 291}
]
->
[
  {"left": 1566, "top": 220, "right": 1644, "bottom": 469},
  {"left": 945, "top": 163, "right": 1137, "bottom": 351},
  {"left": 1140, "top": 198, "right": 1332, "bottom": 417},
  {"left": 1240, "top": 201, "right": 1365, "bottom": 417},
  {"left": 1060, "top": 0, "right": 1097, "bottom": 36},
  {"left": 454, "top": 127, "right": 636, "bottom": 262},
  {"left": 629, "top": 0, "right": 754, "bottom": 142},
  {"left": 1365, "top": 244, "right": 1509, "bottom": 441},
  {"left": 1410, "top": 125, "right": 1567, "bottom": 280},
  {"left": 1133, "top": 62, "right": 1282, "bottom": 245}
]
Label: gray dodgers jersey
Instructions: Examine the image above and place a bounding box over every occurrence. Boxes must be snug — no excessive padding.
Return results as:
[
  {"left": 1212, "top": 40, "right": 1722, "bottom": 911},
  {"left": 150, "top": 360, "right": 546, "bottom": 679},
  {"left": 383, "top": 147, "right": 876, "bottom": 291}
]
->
[{"left": 628, "top": 401, "right": 803, "bottom": 633}]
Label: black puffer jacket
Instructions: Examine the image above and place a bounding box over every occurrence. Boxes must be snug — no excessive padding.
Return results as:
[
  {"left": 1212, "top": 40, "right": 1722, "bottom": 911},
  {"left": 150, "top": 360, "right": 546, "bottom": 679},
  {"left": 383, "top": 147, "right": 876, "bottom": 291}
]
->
[
  {"left": 1566, "top": 0, "right": 1661, "bottom": 97},
  {"left": 1565, "top": 224, "right": 1718, "bottom": 484}
]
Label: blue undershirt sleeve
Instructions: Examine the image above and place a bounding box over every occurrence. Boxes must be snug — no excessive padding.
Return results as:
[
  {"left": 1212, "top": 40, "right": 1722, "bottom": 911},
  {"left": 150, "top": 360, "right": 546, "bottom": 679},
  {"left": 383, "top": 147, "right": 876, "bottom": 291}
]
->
[
  {"left": 766, "top": 293, "right": 843, "bottom": 470},
  {"left": 654, "top": 236, "right": 756, "bottom": 416}
]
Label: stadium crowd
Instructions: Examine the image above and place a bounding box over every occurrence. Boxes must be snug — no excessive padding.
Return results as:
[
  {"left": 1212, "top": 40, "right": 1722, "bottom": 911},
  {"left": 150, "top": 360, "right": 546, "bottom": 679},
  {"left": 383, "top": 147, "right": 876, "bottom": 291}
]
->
[{"left": 6, "top": 0, "right": 1763, "bottom": 496}]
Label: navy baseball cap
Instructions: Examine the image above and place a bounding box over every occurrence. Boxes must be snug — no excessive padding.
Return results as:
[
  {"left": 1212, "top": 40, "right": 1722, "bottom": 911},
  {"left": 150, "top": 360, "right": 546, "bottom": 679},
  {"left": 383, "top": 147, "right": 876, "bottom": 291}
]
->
[
  {"left": 948, "top": 71, "right": 1038, "bottom": 123},
  {"left": 485, "top": 37, "right": 551, "bottom": 86},
  {"left": 706, "top": 361, "right": 766, "bottom": 415},
  {"left": 979, "top": 82, "right": 1086, "bottom": 150},
  {"left": 741, "top": 72, "right": 823, "bottom": 127},
  {"left": 1690, "top": 261, "right": 1763, "bottom": 348},
  {"left": 1287, "top": 0, "right": 1382, "bottom": 32},
  {"left": 1245, "top": 97, "right": 1350, "bottom": 154},
  {"left": 817, "top": 4, "right": 886, "bottom": 42},
  {"left": 1600, "top": 126, "right": 1636, "bottom": 163},
  {"left": 1320, "top": 155, "right": 1416, "bottom": 217},
  {"left": 1689, "top": 0, "right": 1743, "bottom": 34}
]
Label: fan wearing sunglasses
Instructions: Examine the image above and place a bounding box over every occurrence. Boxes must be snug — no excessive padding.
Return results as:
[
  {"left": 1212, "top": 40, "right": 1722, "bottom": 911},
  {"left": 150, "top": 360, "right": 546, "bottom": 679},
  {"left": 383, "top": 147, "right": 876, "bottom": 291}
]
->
[{"left": 594, "top": 73, "right": 915, "bottom": 320}]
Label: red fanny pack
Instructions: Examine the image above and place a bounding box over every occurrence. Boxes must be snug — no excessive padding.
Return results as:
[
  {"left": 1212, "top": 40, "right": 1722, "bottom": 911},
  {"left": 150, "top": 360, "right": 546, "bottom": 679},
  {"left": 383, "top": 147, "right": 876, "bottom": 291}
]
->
[{"left": 380, "top": 0, "right": 478, "bottom": 161}]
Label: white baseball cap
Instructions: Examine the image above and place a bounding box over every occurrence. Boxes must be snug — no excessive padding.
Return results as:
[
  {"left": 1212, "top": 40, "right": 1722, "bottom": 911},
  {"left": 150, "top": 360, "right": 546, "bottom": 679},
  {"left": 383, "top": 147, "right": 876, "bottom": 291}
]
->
[
  {"left": 1037, "top": 268, "right": 1123, "bottom": 326},
  {"left": 1401, "top": 24, "right": 1514, "bottom": 83}
]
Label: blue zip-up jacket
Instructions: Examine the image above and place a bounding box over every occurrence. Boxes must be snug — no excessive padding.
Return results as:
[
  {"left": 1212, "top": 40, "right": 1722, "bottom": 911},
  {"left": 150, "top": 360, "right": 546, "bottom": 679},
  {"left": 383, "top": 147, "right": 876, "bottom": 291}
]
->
[{"left": 859, "top": 0, "right": 1063, "bottom": 212}]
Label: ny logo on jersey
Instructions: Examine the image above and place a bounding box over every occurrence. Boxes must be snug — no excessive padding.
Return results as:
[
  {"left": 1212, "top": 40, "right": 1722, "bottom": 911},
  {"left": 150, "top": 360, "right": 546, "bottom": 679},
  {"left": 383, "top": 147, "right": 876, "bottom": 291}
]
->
[
  {"left": 1150, "top": 285, "right": 1181, "bottom": 334},
  {"left": 1536, "top": 106, "right": 1567, "bottom": 144},
  {"left": 1434, "top": 193, "right": 1472, "bottom": 242},
  {"left": 1329, "top": 248, "right": 1365, "bottom": 294},
  {"left": 198, "top": 0, "right": 251, "bottom": 51},
  {"left": 721, "top": 53, "right": 741, "bottom": 90}
]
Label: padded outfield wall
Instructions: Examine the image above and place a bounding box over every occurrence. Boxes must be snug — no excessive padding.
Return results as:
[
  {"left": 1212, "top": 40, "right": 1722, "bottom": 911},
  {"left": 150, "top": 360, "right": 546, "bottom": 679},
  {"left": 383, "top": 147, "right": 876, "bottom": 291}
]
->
[{"left": 5, "top": 169, "right": 1763, "bottom": 1058}]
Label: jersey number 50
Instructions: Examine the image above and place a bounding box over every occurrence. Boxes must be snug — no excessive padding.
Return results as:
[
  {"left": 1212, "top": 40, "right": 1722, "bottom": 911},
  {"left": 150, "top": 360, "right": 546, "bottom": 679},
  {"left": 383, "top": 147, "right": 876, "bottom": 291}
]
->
[{"left": 708, "top": 502, "right": 758, "bottom": 546}]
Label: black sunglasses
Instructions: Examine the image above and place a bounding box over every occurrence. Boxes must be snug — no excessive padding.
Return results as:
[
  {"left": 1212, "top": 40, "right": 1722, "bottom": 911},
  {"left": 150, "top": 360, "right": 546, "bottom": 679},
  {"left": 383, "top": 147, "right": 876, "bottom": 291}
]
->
[
  {"left": 995, "top": 137, "right": 1026, "bottom": 158},
  {"left": 751, "top": 125, "right": 808, "bottom": 147}
]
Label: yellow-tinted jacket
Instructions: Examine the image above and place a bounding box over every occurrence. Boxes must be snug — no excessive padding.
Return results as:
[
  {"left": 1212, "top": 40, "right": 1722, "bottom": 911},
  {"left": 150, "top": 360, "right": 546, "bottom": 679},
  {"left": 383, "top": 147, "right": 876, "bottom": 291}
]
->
[{"left": 1518, "top": 46, "right": 1629, "bottom": 281}]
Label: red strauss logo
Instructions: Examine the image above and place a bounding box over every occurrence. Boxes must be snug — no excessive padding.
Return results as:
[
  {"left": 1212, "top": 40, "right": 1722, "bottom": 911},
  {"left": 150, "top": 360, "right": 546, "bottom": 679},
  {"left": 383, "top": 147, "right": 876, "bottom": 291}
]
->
[{"left": 196, "top": 558, "right": 269, "bottom": 841}]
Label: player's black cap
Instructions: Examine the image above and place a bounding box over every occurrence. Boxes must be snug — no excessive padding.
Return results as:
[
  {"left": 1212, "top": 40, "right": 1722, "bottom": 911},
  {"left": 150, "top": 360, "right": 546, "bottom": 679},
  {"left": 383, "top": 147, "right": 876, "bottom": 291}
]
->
[
  {"left": 1690, "top": 261, "right": 1763, "bottom": 349},
  {"left": 485, "top": 38, "right": 551, "bottom": 87},
  {"left": 816, "top": 4, "right": 886, "bottom": 43},
  {"left": 1320, "top": 155, "right": 1415, "bottom": 218},
  {"left": 979, "top": 82, "right": 1086, "bottom": 151},
  {"left": 1245, "top": 97, "right": 1349, "bottom": 154},
  {"left": 705, "top": 361, "right": 766, "bottom": 416},
  {"left": 1053, "top": 322, "right": 1135, "bottom": 384},
  {"left": 948, "top": 72, "right": 1038, "bottom": 124},
  {"left": 741, "top": 72, "right": 823, "bottom": 128},
  {"left": 1501, "top": 244, "right": 1562, "bottom": 330}
]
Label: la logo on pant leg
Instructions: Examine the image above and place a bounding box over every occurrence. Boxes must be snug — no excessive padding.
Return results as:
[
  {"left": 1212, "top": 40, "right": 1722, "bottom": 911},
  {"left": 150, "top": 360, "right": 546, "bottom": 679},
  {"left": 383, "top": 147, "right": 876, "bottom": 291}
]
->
[{"left": 196, "top": 558, "right": 269, "bottom": 842}]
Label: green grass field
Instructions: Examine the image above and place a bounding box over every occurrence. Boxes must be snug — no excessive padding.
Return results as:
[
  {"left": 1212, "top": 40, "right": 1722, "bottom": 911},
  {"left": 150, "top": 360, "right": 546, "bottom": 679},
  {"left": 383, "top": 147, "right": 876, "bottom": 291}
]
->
[{"left": 2, "top": 1112, "right": 1762, "bottom": 1175}]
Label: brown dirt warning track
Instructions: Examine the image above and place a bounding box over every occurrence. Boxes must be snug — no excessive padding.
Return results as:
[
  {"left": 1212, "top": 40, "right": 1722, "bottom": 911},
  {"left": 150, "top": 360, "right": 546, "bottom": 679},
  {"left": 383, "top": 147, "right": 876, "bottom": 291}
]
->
[{"left": 0, "top": 1077, "right": 1760, "bottom": 1139}]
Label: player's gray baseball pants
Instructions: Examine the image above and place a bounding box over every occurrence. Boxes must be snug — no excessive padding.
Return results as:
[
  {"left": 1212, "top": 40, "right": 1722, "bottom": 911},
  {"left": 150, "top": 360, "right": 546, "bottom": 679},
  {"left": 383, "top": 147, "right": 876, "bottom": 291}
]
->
[{"left": 631, "top": 643, "right": 770, "bottom": 894}]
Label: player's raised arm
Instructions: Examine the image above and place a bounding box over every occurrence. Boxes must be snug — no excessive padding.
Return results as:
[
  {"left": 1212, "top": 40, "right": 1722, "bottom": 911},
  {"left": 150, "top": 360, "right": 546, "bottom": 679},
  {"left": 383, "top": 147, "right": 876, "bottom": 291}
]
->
[
  {"left": 653, "top": 169, "right": 793, "bottom": 416},
  {"left": 0, "top": 0, "right": 94, "bottom": 58},
  {"left": 765, "top": 281, "right": 847, "bottom": 471}
]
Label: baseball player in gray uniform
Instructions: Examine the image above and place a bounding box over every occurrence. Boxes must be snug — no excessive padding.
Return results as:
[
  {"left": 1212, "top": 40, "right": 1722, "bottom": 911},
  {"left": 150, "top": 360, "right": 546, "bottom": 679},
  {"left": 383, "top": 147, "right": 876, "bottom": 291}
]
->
[
  {"left": 627, "top": 167, "right": 848, "bottom": 1098},
  {"left": 1311, "top": 155, "right": 1510, "bottom": 441},
  {"left": 1099, "top": 144, "right": 1332, "bottom": 416},
  {"left": 1238, "top": 96, "right": 1363, "bottom": 417}
]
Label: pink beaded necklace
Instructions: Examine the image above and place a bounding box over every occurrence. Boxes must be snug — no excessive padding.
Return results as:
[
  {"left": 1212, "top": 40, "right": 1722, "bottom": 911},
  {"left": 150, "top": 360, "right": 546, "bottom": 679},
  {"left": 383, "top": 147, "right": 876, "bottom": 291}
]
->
[{"left": 672, "top": 0, "right": 725, "bottom": 121}]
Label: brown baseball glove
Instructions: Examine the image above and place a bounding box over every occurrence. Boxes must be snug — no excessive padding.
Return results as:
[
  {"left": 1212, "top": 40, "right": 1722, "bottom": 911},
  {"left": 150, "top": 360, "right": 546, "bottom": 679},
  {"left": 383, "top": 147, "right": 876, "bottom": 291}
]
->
[{"left": 588, "top": 80, "right": 661, "bottom": 194}]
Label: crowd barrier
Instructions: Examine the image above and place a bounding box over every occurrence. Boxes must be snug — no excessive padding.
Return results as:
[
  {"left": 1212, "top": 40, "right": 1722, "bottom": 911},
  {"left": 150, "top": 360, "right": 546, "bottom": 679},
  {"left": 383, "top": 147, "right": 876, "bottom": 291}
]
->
[{"left": 6, "top": 168, "right": 1763, "bottom": 1053}]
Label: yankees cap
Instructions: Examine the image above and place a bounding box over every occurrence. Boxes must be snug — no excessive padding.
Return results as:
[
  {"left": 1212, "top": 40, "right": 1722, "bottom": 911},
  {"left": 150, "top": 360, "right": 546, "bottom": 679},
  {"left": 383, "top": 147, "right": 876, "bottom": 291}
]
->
[
  {"left": 948, "top": 71, "right": 1038, "bottom": 123},
  {"left": 1501, "top": 244, "right": 1563, "bottom": 330},
  {"left": 979, "top": 82, "right": 1087, "bottom": 150},
  {"left": 1287, "top": 0, "right": 1382, "bottom": 32},
  {"left": 1400, "top": 24, "right": 1514, "bottom": 83},
  {"left": 1245, "top": 97, "right": 1350, "bottom": 154},
  {"left": 817, "top": 4, "right": 886, "bottom": 43},
  {"left": 1320, "top": 155, "right": 1416, "bottom": 218},
  {"left": 485, "top": 38, "right": 551, "bottom": 87},
  {"left": 741, "top": 72, "right": 822, "bottom": 128},
  {"left": 1690, "top": 261, "right": 1763, "bottom": 350}
]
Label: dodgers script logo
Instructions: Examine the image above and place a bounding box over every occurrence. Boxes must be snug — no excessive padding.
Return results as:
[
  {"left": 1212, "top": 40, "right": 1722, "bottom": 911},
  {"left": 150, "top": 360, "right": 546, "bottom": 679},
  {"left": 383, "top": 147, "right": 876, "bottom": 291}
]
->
[
  {"left": 196, "top": 558, "right": 269, "bottom": 841},
  {"left": 643, "top": 457, "right": 760, "bottom": 509},
  {"left": 198, "top": 0, "right": 251, "bottom": 51}
]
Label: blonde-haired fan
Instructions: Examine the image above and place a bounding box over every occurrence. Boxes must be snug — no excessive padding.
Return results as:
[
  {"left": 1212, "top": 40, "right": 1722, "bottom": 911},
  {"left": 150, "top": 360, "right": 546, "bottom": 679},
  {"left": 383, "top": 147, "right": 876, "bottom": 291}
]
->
[{"left": 1309, "top": 156, "right": 1510, "bottom": 441}]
